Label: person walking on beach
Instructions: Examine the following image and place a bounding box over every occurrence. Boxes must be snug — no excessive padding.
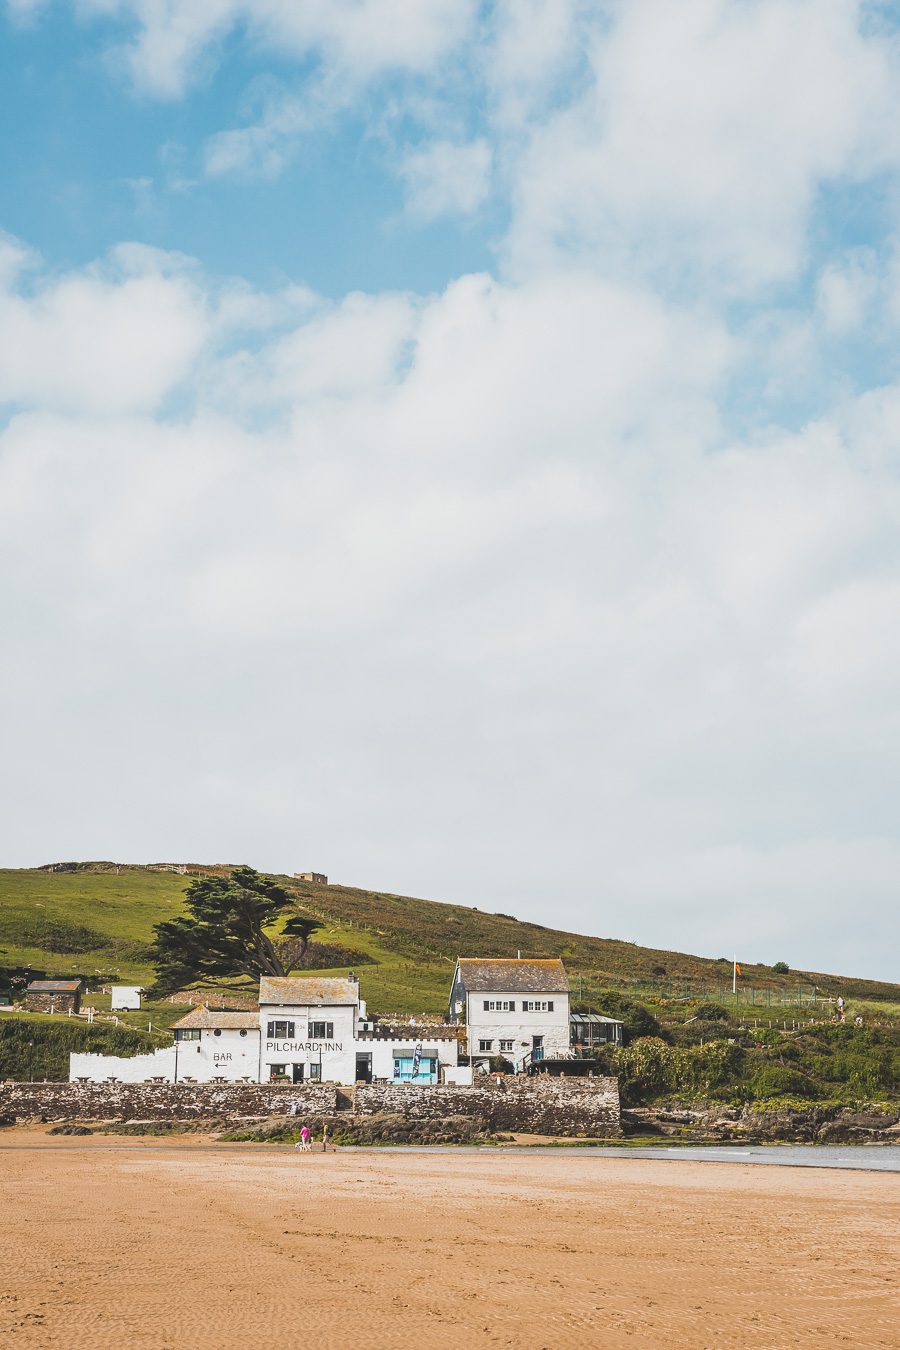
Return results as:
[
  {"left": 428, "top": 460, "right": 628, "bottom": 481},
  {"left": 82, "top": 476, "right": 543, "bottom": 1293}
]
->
[
  {"left": 295, "top": 1124, "right": 312, "bottom": 1152},
  {"left": 322, "top": 1122, "right": 329, "bottom": 1153}
]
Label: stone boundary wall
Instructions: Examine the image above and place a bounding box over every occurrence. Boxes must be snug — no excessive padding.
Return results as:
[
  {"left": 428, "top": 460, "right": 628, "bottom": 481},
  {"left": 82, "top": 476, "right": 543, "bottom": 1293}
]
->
[
  {"left": 355, "top": 1078, "right": 621, "bottom": 1137},
  {"left": 0, "top": 1076, "right": 621, "bottom": 1136},
  {"left": 0, "top": 1081, "right": 338, "bottom": 1123}
]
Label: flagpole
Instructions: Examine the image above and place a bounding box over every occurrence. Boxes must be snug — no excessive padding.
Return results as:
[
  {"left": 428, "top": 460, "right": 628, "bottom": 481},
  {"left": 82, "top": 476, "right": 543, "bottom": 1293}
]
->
[{"left": 733, "top": 956, "right": 737, "bottom": 997}]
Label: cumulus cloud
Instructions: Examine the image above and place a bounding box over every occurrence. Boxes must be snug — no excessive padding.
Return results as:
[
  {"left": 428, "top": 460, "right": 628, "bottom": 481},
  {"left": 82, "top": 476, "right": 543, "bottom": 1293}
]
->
[
  {"left": 3, "top": 1, "right": 900, "bottom": 976},
  {"left": 0, "top": 242, "right": 207, "bottom": 414}
]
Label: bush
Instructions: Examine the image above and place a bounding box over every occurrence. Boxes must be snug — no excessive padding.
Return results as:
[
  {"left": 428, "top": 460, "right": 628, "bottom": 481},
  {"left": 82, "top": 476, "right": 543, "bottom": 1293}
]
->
[
  {"left": 585, "top": 991, "right": 665, "bottom": 1043},
  {"left": 694, "top": 1002, "right": 730, "bottom": 1022},
  {"left": 7, "top": 917, "right": 108, "bottom": 954},
  {"left": 772, "top": 961, "right": 790, "bottom": 974}
]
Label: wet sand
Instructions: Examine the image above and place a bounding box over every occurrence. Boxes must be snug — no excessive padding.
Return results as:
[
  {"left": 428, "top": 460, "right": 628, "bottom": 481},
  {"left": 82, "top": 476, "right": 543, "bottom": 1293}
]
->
[{"left": 1, "top": 1135, "right": 897, "bottom": 1348}]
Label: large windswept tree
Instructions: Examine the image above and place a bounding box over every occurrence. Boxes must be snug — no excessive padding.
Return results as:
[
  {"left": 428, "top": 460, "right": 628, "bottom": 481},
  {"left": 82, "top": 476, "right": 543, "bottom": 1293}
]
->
[{"left": 150, "top": 866, "right": 322, "bottom": 993}]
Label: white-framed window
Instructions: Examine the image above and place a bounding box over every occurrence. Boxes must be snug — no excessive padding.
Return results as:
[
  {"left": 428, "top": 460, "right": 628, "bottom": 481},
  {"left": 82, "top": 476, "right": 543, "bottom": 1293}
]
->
[
  {"left": 500, "top": 1039, "right": 514, "bottom": 1053},
  {"left": 267, "top": 1020, "right": 295, "bottom": 1038},
  {"left": 308, "top": 1021, "right": 333, "bottom": 1039},
  {"left": 522, "top": 1000, "right": 554, "bottom": 1012},
  {"left": 483, "top": 1000, "right": 516, "bottom": 1012},
  {"left": 176, "top": 1029, "right": 200, "bottom": 1041},
  {"left": 478, "top": 1039, "right": 493, "bottom": 1052},
  {"left": 309, "top": 1063, "right": 321, "bottom": 1081},
  {"left": 269, "top": 1063, "right": 286, "bottom": 1080}
]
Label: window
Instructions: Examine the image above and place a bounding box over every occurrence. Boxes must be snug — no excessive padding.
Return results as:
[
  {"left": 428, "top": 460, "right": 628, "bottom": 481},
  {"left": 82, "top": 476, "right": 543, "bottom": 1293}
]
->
[
  {"left": 522, "top": 1001, "right": 554, "bottom": 1012},
  {"left": 177, "top": 1029, "right": 200, "bottom": 1041},
  {"left": 483, "top": 1000, "right": 515, "bottom": 1012},
  {"left": 213, "top": 1029, "right": 222, "bottom": 1037},
  {"left": 308, "top": 1021, "right": 333, "bottom": 1039},
  {"left": 309, "top": 1063, "right": 321, "bottom": 1081},
  {"left": 269, "top": 1063, "right": 286, "bottom": 1081},
  {"left": 478, "top": 1039, "right": 493, "bottom": 1053},
  {"left": 500, "top": 1040, "right": 514, "bottom": 1053},
  {"left": 239, "top": 1029, "right": 248, "bottom": 1037},
  {"left": 267, "top": 1020, "right": 295, "bottom": 1038}
]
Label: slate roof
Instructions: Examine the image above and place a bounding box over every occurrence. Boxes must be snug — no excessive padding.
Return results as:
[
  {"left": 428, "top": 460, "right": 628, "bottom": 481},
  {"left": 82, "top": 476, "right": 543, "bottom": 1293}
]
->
[
  {"left": 172, "top": 1007, "right": 260, "bottom": 1031},
  {"left": 26, "top": 979, "right": 83, "bottom": 993},
  {"left": 456, "top": 959, "right": 570, "bottom": 994},
  {"left": 258, "top": 976, "right": 359, "bottom": 1006}
]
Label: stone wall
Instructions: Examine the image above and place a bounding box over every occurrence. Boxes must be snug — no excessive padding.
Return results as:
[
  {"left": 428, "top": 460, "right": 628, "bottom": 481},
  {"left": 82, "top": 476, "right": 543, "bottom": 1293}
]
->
[
  {"left": 0, "top": 1075, "right": 621, "bottom": 1136},
  {"left": 0, "top": 1080, "right": 337, "bottom": 1123},
  {"left": 355, "top": 1077, "right": 621, "bottom": 1137},
  {"left": 23, "top": 993, "right": 79, "bottom": 1015}
]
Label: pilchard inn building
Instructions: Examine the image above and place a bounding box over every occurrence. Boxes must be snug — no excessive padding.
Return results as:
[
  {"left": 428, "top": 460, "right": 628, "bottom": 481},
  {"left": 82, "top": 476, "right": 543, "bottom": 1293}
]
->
[{"left": 69, "top": 960, "right": 622, "bottom": 1086}]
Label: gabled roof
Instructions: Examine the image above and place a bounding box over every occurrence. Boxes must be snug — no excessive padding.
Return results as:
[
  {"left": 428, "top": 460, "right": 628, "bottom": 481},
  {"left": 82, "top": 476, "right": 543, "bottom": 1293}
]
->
[
  {"left": 172, "top": 1008, "right": 260, "bottom": 1031},
  {"left": 258, "top": 976, "right": 359, "bottom": 1006},
  {"left": 455, "top": 959, "right": 569, "bottom": 994},
  {"left": 26, "top": 979, "right": 83, "bottom": 993}
]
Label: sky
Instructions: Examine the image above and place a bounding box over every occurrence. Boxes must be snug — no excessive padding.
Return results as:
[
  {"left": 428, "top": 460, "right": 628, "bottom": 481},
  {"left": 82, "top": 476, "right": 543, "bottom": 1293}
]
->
[{"left": 1, "top": 1, "right": 899, "bottom": 981}]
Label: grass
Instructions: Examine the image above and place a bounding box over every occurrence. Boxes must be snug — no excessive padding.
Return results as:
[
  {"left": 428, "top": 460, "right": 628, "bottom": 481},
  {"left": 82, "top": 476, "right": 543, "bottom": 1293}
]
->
[{"left": 2, "top": 863, "right": 900, "bottom": 1017}]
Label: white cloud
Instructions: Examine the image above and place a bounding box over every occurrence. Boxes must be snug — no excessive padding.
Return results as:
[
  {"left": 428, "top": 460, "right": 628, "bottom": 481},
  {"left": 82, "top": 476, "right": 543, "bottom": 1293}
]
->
[
  {"left": 503, "top": 0, "right": 900, "bottom": 290},
  {"left": 0, "top": 242, "right": 206, "bottom": 414},
  {"left": 2, "top": 240, "right": 900, "bottom": 975},
  {"left": 401, "top": 139, "right": 492, "bottom": 221},
  {"left": 72, "top": 0, "right": 475, "bottom": 98},
  {"left": 816, "top": 250, "right": 878, "bottom": 334}
]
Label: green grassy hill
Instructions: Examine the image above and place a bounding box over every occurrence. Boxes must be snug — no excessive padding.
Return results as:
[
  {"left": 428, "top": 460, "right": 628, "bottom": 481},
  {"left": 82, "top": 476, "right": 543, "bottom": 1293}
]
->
[
  {"left": 1, "top": 863, "right": 897, "bottom": 1101},
  {"left": 1, "top": 862, "right": 899, "bottom": 1013}
]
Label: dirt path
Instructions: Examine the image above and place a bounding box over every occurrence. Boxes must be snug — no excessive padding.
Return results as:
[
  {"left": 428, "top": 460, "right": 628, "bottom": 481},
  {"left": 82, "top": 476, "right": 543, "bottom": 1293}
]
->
[{"left": 1, "top": 1135, "right": 897, "bottom": 1348}]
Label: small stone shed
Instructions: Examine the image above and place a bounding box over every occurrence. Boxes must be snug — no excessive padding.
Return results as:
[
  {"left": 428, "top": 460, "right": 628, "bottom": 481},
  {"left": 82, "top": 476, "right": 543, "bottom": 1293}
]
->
[{"left": 24, "top": 979, "right": 83, "bottom": 1014}]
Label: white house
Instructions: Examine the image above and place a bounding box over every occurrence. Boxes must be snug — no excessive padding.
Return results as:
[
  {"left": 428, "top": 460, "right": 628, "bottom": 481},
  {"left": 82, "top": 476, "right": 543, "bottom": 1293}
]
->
[
  {"left": 448, "top": 958, "right": 572, "bottom": 1072},
  {"left": 70, "top": 973, "right": 462, "bottom": 1086}
]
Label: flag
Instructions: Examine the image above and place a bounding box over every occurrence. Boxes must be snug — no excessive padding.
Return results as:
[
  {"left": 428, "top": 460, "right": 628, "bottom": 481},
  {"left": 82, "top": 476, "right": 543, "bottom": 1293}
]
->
[{"left": 735, "top": 962, "right": 742, "bottom": 977}]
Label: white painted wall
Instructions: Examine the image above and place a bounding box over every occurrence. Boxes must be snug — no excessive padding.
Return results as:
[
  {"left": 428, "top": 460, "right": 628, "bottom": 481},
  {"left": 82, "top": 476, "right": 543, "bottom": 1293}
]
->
[
  {"left": 466, "top": 989, "right": 571, "bottom": 1068},
  {"left": 175, "top": 1027, "right": 261, "bottom": 1082},
  {"left": 259, "top": 1002, "right": 358, "bottom": 1083},
  {"left": 70, "top": 1046, "right": 177, "bottom": 1083}
]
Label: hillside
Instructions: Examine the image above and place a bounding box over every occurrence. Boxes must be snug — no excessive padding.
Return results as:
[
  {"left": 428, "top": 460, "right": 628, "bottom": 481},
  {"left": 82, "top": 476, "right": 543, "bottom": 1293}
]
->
[
  {"left": 1, "top": 864, "right": 897, "bottom": 1103},
  {"left": 1, "top": 862, "right": 898, "bottom": 1014}
]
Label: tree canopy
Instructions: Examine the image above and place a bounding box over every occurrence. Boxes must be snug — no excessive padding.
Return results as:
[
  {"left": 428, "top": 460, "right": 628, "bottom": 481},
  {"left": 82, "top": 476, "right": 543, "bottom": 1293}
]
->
[{"left": 149, "top": 866, "right": 322, "bottom": 993}]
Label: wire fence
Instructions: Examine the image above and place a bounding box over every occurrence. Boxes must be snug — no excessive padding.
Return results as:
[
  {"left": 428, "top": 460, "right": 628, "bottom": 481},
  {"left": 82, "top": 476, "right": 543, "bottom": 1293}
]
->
[{"left": 571, "top": 973, "right": 821, "bottom": 1008}]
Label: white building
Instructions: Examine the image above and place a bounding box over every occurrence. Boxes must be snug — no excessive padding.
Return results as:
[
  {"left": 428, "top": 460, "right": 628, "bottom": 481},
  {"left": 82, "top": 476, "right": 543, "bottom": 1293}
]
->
[
  {"left": 70, "top": 973, "right": 462, "bottom": 1086},
  {"left": 448, "top": 958, "right": 573, "bottom": 1072}
]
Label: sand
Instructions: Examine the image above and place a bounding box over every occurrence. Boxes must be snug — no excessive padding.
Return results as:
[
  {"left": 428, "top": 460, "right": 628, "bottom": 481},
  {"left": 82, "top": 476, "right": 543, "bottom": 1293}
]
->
[{"left": 1, "top": 1135, "right": 897, "bottom": 1349}]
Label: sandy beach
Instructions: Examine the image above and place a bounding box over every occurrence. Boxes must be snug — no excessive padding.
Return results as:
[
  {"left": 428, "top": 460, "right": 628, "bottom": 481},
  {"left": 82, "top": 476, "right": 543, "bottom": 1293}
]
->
[{"left": 1, "top": 1135, "right": 897, "bottom": 1349}]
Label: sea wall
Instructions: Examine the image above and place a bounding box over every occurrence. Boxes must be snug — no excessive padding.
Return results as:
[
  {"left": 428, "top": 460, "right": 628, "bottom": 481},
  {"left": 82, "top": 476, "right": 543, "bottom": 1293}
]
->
[
  {"left": 0, "top": 1080, "right": 338, "bottom": 1122},
  {"left": 355, "top": 1077, "right": 621, "bottom": 1137},
  {"left": 0, "top": 1075, "right": 621, "bottom": 1136}
]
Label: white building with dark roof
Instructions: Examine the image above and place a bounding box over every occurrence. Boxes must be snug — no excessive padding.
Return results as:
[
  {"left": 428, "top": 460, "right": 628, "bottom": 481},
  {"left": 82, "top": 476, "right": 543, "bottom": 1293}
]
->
[
  {"left": 448, "top": 958, "right": 572, "bottom": 1072},
  {"left": 70, "top": 973, "right": 462, "bottom": 1086}
]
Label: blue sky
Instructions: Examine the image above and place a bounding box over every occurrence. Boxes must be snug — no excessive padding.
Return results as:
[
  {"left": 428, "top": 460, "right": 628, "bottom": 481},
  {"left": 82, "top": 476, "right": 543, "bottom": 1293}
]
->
[
  {"left": 0, "top": 3, "right": 499, "bottom": 295},
  {"left": 2, "top": 0, "right": 900, "bottom": 980}
]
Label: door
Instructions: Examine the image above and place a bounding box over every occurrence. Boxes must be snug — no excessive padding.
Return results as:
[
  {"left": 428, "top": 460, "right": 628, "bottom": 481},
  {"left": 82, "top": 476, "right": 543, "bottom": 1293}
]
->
[
  {"left": 292, "top": 1063, "right": 304, "bottom": 1084},
  {"left": 355, "top": 1053, "right": 372, "bottom": 1083},
  {"left": 532, "top": 1036, "right": 544, "bottom": 1063}
]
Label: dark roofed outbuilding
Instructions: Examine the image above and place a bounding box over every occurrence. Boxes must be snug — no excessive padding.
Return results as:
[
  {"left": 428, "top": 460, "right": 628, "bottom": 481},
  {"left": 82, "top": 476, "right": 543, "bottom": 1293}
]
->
[{"left": 24, "top": 979, "right": 83, "bottom": 1014}]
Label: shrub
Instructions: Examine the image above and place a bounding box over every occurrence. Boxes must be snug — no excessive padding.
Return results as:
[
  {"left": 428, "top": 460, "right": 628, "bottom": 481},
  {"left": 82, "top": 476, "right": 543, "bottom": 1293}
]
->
[
  {"left": 8, "top": 917, "right": 108, "bottom": 954},
  {"left": 772, "top": 961, "right": 790, "bottom": 974},
  {"left": 694, "top": 1002, "right": 729, "bottom": 1022}
]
